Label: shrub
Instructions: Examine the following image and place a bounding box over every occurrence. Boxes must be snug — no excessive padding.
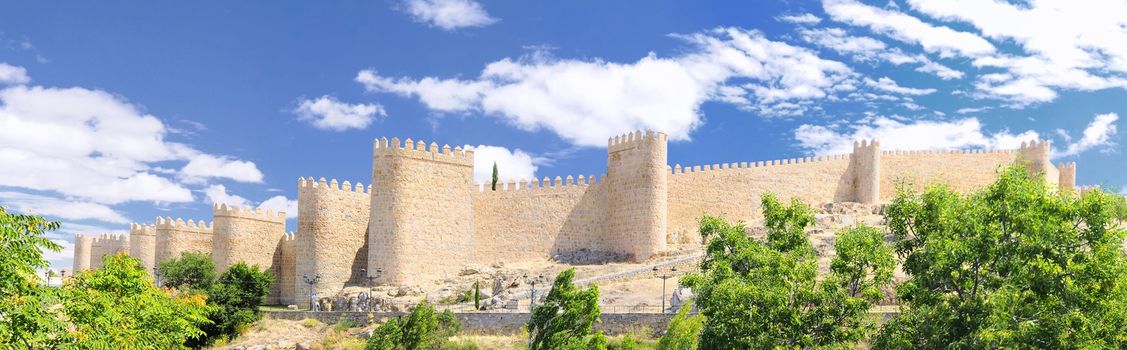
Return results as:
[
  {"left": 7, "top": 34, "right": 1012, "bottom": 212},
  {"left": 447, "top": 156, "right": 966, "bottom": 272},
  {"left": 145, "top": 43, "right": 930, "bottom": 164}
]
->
[
  {"left": 656, "top": 303, "right": 703, "bottom": 350},
  {"left": 527, "top": 268, "right": 608, "bottom": 350},
  {"left": 366, "top": 301, "right": 461, "bottom": 350},
  {"left": 157, "top": 251, "right": 216, "bottom": 293}
]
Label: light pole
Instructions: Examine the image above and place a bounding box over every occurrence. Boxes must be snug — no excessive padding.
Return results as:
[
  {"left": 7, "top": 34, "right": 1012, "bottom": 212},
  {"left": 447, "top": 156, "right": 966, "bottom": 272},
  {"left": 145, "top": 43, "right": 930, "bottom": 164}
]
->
[
  {"left": 60, "top": 270, "right": 67, "bottom": 286},
  {"left": 523, "top": 274, "right": 544, "bottom": 312},
  {"left": 303, "top": 274, "right": 321, "bottom": 311},
  {"left": 153, "top": 267, "right": 161, "bottom": 287},
  {"left": 45, "top": 269, "right": 53, "bottom": 286},
  {"left": 360, "top": 268, "right": 382, "bottom": 311},
  {"left": 653, "top": 265, "right": 678, "bottom": 313}
]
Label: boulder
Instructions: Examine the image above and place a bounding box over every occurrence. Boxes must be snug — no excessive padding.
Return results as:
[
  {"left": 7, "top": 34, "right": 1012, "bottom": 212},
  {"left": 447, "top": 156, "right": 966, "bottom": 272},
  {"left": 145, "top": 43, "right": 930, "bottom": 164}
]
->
[{"left": 460, "top": 264, "right": 495, "bottom": 276}]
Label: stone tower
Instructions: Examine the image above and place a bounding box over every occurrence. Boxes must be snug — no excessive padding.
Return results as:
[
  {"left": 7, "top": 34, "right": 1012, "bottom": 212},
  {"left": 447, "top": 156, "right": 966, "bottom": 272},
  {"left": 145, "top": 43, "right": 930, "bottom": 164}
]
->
[
  {"left": 73, "top": 234, "right": 93, "bottom": 272},
  {"left": 1019, "top": 140, "right": 1057, "bottom": 184},
  {"left": 1058, "top": 162, "right": 1076, "bottom": 193},
  {"left": 211, "top": 204, "right": 286, "bottom": 272},
  {"left": 606, "top": 131, "right": 668, "bottom": 261},
  {"left": 129, "top": 223, "right": 157, "bottom": 274},
  {"left": 295, "top": 177, "right": 370, "bottom": 303},
  {"left": 154, "top": 217, "right": 213, "bottom": 264},
  {"left": 369, "top": 138, "right": 475, "bottom": 284},
  {"left": 852, "top": 140, "right": 881, "bottom": 204}
]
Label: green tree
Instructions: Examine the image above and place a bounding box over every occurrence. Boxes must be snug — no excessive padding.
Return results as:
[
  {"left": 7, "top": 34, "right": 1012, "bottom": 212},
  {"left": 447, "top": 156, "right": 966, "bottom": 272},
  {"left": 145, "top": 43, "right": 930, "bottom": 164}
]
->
[
  {"left": 527, "top": 268, "right": 607, "bottom": 350},
  {"left": 191, "top": 262, "right": 274, "bottom": 347},
  {"left": 473, "top": 281, "right": 481, "bottom": 310},
  {"left": 491, "top": 162, "right": 499, "bottom": 191},
  {"left": 656, "top": 303, "right": 703, "bottom": 350},
  {"left": 0, "top": 206, "right": 66, "bottom": 348},
  {"left": 63, "top": 253, "right": 210, "bottom": 349},
  {"left": 871, "top": 165, "right": 1127, "bottom": 349},
  {"left": 157, "top": 251, "right": 216, "bottom": 292},
  {"left": 365, "top": 301, "right": 461, "bottom": 350},
  {"left": 681, "top": 193, "right": 894, "bottom": 349}
]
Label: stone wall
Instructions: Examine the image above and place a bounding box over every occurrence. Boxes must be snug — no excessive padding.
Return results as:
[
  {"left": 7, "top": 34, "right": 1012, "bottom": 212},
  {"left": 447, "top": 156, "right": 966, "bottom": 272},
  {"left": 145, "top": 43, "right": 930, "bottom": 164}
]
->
[
  {"left": 879, "top": 149, "right": 1019, "bottom": 199},
  {"left": 212, "top": 204, "right": 287, "bottom": 272},
  {"left": 263, "top": 311, "right": 677, "bottom": 335},
  {"left": 606, "top": 131, "right": 668, "bottom": 261},
  {"left": 272, "top": 232, "right": 297, "bottom": 305},
  {"left": 129, "top": 224, "right": 157, "bottom": 274},
  {"left": 471, "top": 177, "right": 607, "bottom": 265},
  {"left": 369, "top": 139, "right": 475, "bottom": 285},
  {"left": 154, "top": 217, "right": 213, "bottom": 264},
  {"left": 72, "top": 234, "right": 93, "bottom": 272},
  {"left": 296, "top": 177, "right": 371, "bottom": 303}
]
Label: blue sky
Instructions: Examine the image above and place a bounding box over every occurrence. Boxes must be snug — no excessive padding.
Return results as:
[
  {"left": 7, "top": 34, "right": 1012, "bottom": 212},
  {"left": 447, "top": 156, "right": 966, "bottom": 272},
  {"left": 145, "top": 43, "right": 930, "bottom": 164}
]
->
[{"left": 1, "top": 0, "right": 1125, "bottom": 271}]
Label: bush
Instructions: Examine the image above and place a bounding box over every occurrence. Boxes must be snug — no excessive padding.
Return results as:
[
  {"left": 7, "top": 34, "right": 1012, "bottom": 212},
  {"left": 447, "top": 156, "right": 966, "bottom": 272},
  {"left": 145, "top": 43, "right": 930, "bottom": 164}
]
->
[
  {"left": 190, "top": 262, "right": 274, "bottom": 347},
  {"left": 527, "top": 268, "right": 608, "bottom": 350},
  {"left": 656, "top": 303, "right": 703, "bottom": 350},
  {"left": 302, "top": 318, "right": 322, "bottom": 328},
  {"left": 366, "top": 301, "right": 461, "bottom": 350},
  {"left": 157, "top": 251, "right": 216, "bottom": 293}
]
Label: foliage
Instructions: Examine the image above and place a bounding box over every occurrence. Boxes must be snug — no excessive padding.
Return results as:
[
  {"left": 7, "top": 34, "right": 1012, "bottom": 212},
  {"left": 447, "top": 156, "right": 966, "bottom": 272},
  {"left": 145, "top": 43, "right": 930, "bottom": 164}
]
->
[
  {"left": 656, "top": 303, "right": 703, "bottom": 350},
  {"left": 365, "top": 301, "right": 461, "bottom": 350},
  {"left": 473, "top": 281, "right": 481, "bottom": 310},
  {"left": 157, "top": 251, "right": 216, "bottom": 292},
  {"left": 527, "top": 268, "right": 608, "bottom": 350},
  {"left": 607, "top": 332, "right": 658, "bottom": 350},
  {"left": 871, "top": 165, "right": 1127, "bottom": 349},
  {"left": 681, "top": 193, "right": 894, "bottom": 349},
  {"left": 191, "top": 262, "right": 274, "bottom": 347},
  {"left": 491, "top": 162, "right": 499, "bottom": 191},
  {"left": 0, "top": 206, "right": 66, "bottom": 348},
  {"left": 62, "top": 253, "right": 210, "bottom": 349}
]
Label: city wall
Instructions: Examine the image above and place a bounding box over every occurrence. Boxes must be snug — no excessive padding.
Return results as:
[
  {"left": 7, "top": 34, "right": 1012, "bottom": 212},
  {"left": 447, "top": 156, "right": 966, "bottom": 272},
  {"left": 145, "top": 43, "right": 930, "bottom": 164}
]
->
[{"left": 297, "top": 177, "right": 372, "bottom": 302}]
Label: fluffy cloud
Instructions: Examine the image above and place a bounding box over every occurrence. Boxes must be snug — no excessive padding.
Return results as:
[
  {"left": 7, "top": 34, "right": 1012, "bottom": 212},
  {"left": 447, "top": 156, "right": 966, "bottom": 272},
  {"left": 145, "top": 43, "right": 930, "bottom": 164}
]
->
[
  {"left": 467, "top": 145, "right": 538, "bottom": 186},
  {"left": 1055, "top": 113, "right": 1119, "bottom": 158},
  {"left": 795, "top": 116, "right": 1038, "bottom": 155},
  {"left": 259, "top": 195, "right": 298, "bottom": 219},
  {"left": 0, "top": 191, "right": 128, "bottom": 223},
  {"left": 777, "top": 13, "right": 822, "bottom": 25},
  {"left": 796, "top": 27, "right": 964, "bottom": 80},
  {"left": 404, "top": 0, "right": 497, "bottom": 30},
  {"left": 866, "top": 77, "right": 936, "bottom": 95},
  {"left": 822, "top": 0, "right": 996, "bottom": 58},
  {"left": 294, "top": 95, "right": 386, "bottom": 131},
  {"left": 0, "top": 67, "right": 261, "bottom": 205},
  {"left": 360, "top": 28, "right": 868, "bottom": 147},
  {"left": 0, "top": 62, "right": 30, "bottom": 85}
]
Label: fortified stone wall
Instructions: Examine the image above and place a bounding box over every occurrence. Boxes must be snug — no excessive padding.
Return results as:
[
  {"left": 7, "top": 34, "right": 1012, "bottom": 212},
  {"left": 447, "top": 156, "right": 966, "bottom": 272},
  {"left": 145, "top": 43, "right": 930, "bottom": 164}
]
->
[
  {"left": 879, "top": 149, "right": 1019, "bottom": 199},
  {"left": 212, "top": 203, "right": 287, "bottom": 272},
  {"left": 369, "top": 139, "right": 475, "bottom": 285},
  {"left": 89, "top": 237, "right": 105, "bottom": 269},
  {"left": 297, "top": 177, "right": 371, "bottom": 303},
  {"left": 606, "top": 131, "right": 668, "bottom": 261},
  {"left": 271, "top": 232, "right": 297, "bottom": 305},
  {"left": 667, "top": 154, "right": 855, "bottom": 245},
  {"left": 154, "top": 217, "right": 213, "bottom": 264},
  {"left": 72, "top": 234, "right": 93, "bottom": 272},
  {"left": 1059, "top": 162, "right": 1077, "bottom": 193},
  {"left": 471, "top": 175, "right": 607, "bottom": 265},
  {"left": 129, "top": 223, "right": 157, "bottom": 274}
]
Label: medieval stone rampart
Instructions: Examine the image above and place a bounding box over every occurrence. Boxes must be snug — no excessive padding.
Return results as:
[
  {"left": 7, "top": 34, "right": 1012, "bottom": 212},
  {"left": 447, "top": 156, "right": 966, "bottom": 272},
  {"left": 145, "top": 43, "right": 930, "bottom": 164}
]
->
[
  {"left": 72, "top": 234, "right": 94, "bottom": 272},
  {"left": 297, "top": 177, "right": 371, "bottom": 301},
  {"left": 606, "top": 131, "right": 668, "bottom": 261},
  {"left": 369, "top": 138, "right": 475, "bottom": 285},
  {"left": 212, "top": 203, "right": 287, "bottom": 272},
  {"left": 271, "top": 232, "right": 297, "bottom": 305},
  {"left": 129, "top": 223, "right": 157, "bottom": 274},
  {"left": 154, "top": 217, "right": 213, "bottom": 263}
]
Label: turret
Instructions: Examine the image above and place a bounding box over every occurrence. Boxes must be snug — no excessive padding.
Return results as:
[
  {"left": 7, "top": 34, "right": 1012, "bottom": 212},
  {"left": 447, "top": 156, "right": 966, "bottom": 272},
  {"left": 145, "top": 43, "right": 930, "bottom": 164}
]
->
[
  {"left": 369, "top": 137, "right": 475, "bottom": 284},
  {"left": 73, "top": 234, "right": 94, "bottom": 271},
  {"left": 852, "top": 140, "right": 881, "bottom": 204},
  {"left": 1019, "top": 140, "right": 1058, "bottom": 186},
  {"left": 129, "top": 223, "right": 157, "bottom": 274},
  {"left": 211, "top": 203, "right": 286, "bottom": 272},
  {"left": 296, "top": 176, "right": 371, "bottom": 300},
  {"left": 153, "top": 217, "right": 213, "bottom": 264},
  {"left": 1058, "top": 162, "right": 1076, "bottom": 193},
  {"left": 605, "top": 131, "right": 668, "bottom": 261}
]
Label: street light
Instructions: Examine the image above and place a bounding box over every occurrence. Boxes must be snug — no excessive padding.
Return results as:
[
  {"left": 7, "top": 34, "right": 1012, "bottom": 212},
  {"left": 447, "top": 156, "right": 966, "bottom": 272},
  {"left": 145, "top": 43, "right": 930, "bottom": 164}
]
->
[
  {"left": 360, "top": 268, "right": 382, "bottom": 311},
  {"left": 523, "top": 273, "right": 544, "bottom": 312},
  {"left": 45, "top": 269, "right": 53, "bottom": 286},
  {"left": 303, "top": 274, "right": 321, "bottom": 311},
  {"left": 653, "top": 265, "right": 678, "bottom": 313}
]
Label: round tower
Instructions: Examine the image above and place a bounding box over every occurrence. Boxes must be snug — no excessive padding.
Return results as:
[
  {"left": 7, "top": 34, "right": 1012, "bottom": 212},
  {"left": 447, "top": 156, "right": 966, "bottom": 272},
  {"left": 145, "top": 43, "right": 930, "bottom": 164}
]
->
[
  {"left": 129, "top": 224, "right": 157, "bottom": 275},
  {"left": 73, "top": 234, "right": 94, "bottom": 272},
  {"left": 211, "top": 203, "right": 286, "bottom": 272},
  {"left": 852, "top": 140, "right": 881, "bottom": 204},
  {"left": 295, "top": 177, "right": 371, "bottom": 302},
  {"left": 154, "top": 217, "right": 213, "bottom": 264},
  {"left": 606, "top": 131, "right": 668, "bottom": 261}
]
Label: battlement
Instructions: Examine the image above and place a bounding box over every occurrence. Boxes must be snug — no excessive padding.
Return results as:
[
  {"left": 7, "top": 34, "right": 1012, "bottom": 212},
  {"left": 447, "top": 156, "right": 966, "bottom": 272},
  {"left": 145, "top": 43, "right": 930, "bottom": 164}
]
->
[
  {"left": 154, "top": 217, "right": 213, "bottom": 232},
  {"left": 130, "top": 223, "right": 155, "bottom": 236},
  {"left": 213, "top": 203, "right": 286, "bottom": 223},
  {"left": 671, "top": 154, "right": 853, "bottom": 175},
  {"left": 474, "top": 174, "right": 604, "bottom": 192},
  {"left": 373, "top": 137, "right": 474, "bottom": 166},
  {"left": 1020, "top": 139, "right": 1051, "bottom": 152},
  {"left": 881, "top": 148, "right": 1017, "bottom": 155},
  {"left": 608, "top": 130, "right": 668, "bottom": 153},
  {"left": 298, "top": 177, "right": 370, "bottom": 194},
  {"left": 1058, "top": 162, "right": 1077, "bottom": 172}
]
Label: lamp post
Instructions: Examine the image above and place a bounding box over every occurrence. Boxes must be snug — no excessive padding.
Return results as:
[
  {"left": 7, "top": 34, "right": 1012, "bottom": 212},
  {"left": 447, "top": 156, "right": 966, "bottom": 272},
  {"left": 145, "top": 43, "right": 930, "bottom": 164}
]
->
[
  {"left": 60, "top": 270, "right": 66, "bottom": 286},
  {"left": 523, "top": 274, "right": 544, "bottom": 312},
  {"left": 303, "top": 274, "right": 321, "bottom": 311},
  {"left": 45, "top": 269, "right": 53, "bottom": 286},
  {"left": 360, "top": 268, "right": 382, "bottom": 311},
  {"left": 153, "top": 267, "right": 161, "bottom": 287},
  {"left": 653, "top": 265, "right": 678, "bottom": 313}
]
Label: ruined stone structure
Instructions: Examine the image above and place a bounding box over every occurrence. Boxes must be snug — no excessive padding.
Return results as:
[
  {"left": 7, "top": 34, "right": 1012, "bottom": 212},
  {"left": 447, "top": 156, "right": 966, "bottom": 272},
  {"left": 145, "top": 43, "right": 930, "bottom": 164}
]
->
[{"left": 74, "top": 131, "right": 1080, "bottom": 306}]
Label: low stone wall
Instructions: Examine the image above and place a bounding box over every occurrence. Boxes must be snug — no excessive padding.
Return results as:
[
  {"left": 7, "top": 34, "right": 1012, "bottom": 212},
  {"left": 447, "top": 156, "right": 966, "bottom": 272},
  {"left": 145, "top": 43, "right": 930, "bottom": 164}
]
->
[{"left": 263, "top": 311, "right": 674, "bottom": 335}]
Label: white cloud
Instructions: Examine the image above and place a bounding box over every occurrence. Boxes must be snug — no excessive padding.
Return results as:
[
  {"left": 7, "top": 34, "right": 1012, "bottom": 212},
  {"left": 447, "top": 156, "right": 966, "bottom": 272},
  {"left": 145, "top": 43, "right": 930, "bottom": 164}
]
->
[
  {"left": 795, "top": 28, "right": 964, "bottom": 80},
  {"left": 777, "top": 13, "right": 822, "bottom": 25},
  {"left": 467, "top": 145, "right": 538, "bottom": 186},
  {"left": 294, "top": 95, "right": 386, "bottom": 131},
  {"left": 822, "top": 0, "right": 996, "bottom": 58},
  {"left": 259, "top": 195, "right": 298, "bottom": 219},
  {"left": 1055, "top": 113, "right": 1119, "bottom": 158},
  {"left": 956, "top": 106, "right": 991, "bottom": 114},
  {"left": 204, "top": 184, "right": 251, "bottom": 208},
  {"left": 795, "top": 116, "right": 1038, "bottom": 155},
  {"left": 404, "top": 0, "right": 498, "bottom": 30},
  {"left": 0, "top": 62, "right": 30, "bottom": 85},
  {"left": 866, "top": 77, "right": 936, "bottom": 95},
  {"left": 915, "top": 61, "right": 964, "bottom": 80},
  {"left": 180, "top": 154, "right": 264, "bottom": 184},
  {"left": 0, "top": 191, "right": 128, "bottom": 223},
  {"left": 360, "top": 28, "right": 865, "bottom": 147},
  {"left": 0, "top": 77, "right": 261, "bottom": 205}
]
